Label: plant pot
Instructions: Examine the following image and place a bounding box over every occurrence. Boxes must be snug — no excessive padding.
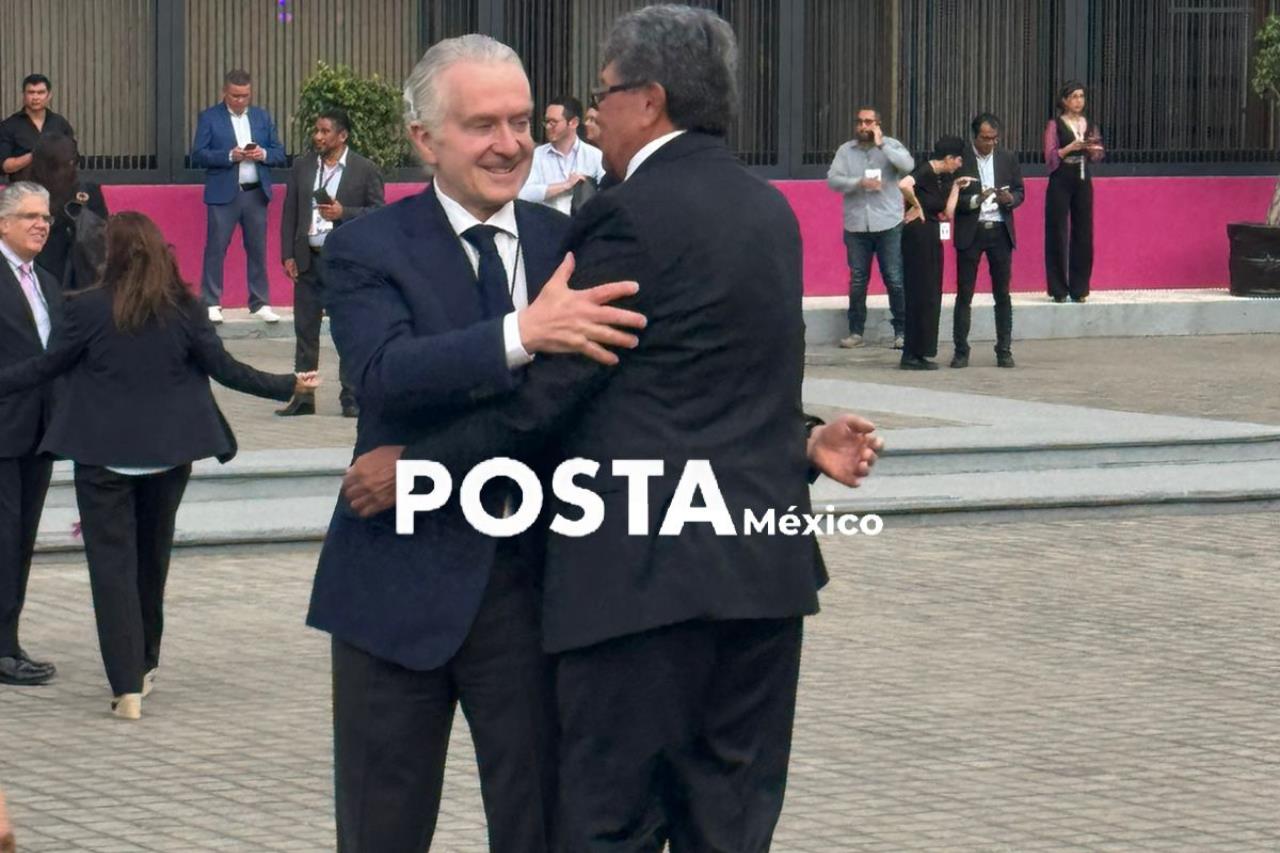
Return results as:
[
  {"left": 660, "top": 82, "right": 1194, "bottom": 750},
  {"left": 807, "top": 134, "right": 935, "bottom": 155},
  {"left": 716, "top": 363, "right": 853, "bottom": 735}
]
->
[{"left": 1227, "top": 222, "right": 1280, "bottom": 296}]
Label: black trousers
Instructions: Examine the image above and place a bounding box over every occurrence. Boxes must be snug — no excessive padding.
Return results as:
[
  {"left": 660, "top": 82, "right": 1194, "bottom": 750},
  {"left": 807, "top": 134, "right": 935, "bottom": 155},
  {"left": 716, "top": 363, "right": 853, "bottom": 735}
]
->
[
  {"left": 73, "top": 463, "right": 191, "bottom": 695},
  {"left": 1044, "top": 167, "right": 1094, "bottom": 300},
  {"left": 0, "top": 454, "right": 54, "bottom": 657},
  {"left": 556, "top": 617, "right": 804, "bottom": 853},
  {"left": 901, "top": 222, "right": 943, "bottom": 359},
  {"left": 293, "top": 251, "right": 353, "bottom": 406},
  {"left": 332, "top": 544, "right": 556, "bottom": 853},
  {"left": 955, "top": 224, "right": 1015, "bottom": 356}
]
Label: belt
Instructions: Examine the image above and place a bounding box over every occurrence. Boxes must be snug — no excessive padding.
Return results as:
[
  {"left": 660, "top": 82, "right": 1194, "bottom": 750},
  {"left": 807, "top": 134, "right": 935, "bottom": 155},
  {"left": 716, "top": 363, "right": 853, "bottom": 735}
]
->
[
  {"left": 309, "top": 245, "right": 324, "bottom": 254},
  {"left": 240, "top": 182, "right": 261, "bottom": 191},
  {"left": 980, "top": 220, "right": 1001, "bottom": 230}
]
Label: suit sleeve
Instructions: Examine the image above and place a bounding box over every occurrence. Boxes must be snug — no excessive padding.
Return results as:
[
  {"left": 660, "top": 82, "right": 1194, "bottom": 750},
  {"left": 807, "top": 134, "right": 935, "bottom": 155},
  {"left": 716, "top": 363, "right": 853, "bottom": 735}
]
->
[
  {"left": 323, "top": 238, "right": 519, "bottom": 416},
  {"left": 259, "top": 112, "right": 287, "bottom": 167},
  {"left": 281, "top": 167, "right": 299, "bottom": 262},
  {"left": 190, "top": 111, "right": 230, "bottom": 170},
  {"left": 340, "top": 161, "right": 386, "bottom": 222},
  {"left": 185, "top": 304, "right": 295, "bottom": 400},
  {"left": 401, "top": 196, "right": 651, "bottom": 476},
  {"left": 0, "top": 301, "right": 88, "bottom": 396}
]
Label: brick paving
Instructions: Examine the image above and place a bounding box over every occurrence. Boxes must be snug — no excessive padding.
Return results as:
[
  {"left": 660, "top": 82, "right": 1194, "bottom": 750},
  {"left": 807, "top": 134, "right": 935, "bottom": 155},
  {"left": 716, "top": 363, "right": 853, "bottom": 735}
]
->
[{"left": 4, "top": 510, "right": 1279, "bottom": 851}]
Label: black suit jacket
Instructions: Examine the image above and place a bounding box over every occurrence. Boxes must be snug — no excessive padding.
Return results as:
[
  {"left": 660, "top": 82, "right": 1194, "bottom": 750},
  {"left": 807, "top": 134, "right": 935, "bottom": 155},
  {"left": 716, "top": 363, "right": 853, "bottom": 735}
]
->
[
  {"left": 0, "top": 287, "right": 294, "bottom": 466},
  {"left": 402, "top": 132, "right": 825, "bottom": 654},
  {"left": 954, "top": 146, "right": 1025, "bottom": 251},
  {"left": 280, "top": 149, "right": 385, "bottom": 274},
  {"left": 0, "top": 260, "right": 62, "bottom": 458}
]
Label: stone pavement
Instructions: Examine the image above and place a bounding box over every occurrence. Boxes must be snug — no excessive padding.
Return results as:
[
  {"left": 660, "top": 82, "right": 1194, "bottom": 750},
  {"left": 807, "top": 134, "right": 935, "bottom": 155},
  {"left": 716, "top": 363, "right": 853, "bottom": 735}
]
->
[{"left": 4, "top": 510, "right": 1279, "bottom": 851}]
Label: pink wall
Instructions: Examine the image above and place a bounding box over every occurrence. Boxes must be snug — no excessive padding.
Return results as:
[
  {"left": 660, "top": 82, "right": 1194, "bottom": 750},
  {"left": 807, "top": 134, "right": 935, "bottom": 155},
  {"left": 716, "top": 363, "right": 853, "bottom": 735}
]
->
[{"left": 103, "top": 176, "right": 1273, "bottom": 306}]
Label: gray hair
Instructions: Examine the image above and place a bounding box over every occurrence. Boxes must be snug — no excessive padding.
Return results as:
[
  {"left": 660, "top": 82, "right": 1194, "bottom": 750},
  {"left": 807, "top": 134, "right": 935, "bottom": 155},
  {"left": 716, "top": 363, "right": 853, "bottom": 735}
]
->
[
  {"left": 602, "top": 4, "right": 739, "bottom": 136},
  {"left": 403, "top": 34, "right": 525, "bottom": 131},
  {"left": 0, "top": 181, "right": 50, "bottom": 218}
]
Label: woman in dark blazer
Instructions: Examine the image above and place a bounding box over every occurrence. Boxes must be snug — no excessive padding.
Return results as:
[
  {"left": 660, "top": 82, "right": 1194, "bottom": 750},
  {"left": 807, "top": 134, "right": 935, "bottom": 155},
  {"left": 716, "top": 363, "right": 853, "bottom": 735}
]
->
[
  {"left": 28, "top": 132, "right": 108, "bottom": 290},
  {"left": 0, "top": 212, "right": 318, "bottom": 719}
]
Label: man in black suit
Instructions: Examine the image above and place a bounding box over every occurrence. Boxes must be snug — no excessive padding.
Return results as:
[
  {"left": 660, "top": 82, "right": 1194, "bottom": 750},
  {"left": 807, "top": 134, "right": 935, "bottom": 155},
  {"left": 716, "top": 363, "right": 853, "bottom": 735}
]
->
[
  {"left": 952, "top": 112, "right": 1025, "bottom": 369},
  {"left": 308, "top": 35, "right": 649, "bottom": 853},
  {"left": 342, "top": 7, "right": 883, "bottom": 849},
  {"left": 0, "top": 182, "right": 62, "bottom": 686},
  {"left": 278, "top": 108, "right": 384, "bottom": 418}
]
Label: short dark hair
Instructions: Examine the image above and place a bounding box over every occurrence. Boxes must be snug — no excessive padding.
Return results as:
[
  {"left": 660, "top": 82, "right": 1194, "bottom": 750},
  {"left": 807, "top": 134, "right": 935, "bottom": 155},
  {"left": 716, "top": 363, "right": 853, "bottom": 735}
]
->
[
  {"left": 1058, "top": 80, "right": 1086, "bottom": 106},
  {"left": 22, "top": 74, "right": 51, "bottom": 91},
  {"left": 931, "top": 135, "right": 966, "bottom": 159},
  {"left": 857, "top": 105, "right": 881, "bottom": 122},
  {"left": 318, "top": 107, "right": 350, "bottom": 135},
  {"left": 548, "top": 95, "right": 583, "bottom": 123},
  {"left": 971, "top": 112, "right": 1002, "bottom": 137},
  {"left": 224, "top": 69, "right": 252, "bottom": 87}
]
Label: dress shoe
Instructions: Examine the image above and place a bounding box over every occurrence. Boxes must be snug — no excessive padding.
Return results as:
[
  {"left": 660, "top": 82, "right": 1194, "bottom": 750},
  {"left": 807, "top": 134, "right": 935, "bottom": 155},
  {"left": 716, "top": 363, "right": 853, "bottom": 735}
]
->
[
  {"left": 251, "top": 305, "right": 281, "bottom": 323},
  {"left": 275, "top": 396, "right": 315, "bottom": 417},
  {"left": 341, "top": 403, "right": 359, "bottom": 418},
  {"left": 1071, "top": 295, "right": 1088, "bottom": 303},
  {"left": 997, "top": 352, "right": 1017, "bottom": 368},
  {"left": 950, "top": 353, "right": 969, "bottom": 369},
  {"left": 891, "top": 335, "right": 905, "bottom": 350},
  {"left": 111, "top": 693, "right": 142, "bottom": 720},
  {"left": 1051, "top": 295, "right": 1066, "bottom": 303},
  {"left": 838, "top": 334, "right": 865, "bottom": 349},
  {"left": 900, "top": 355, "right": 939, "bottom": 371},
  {"left": 0, "top": 654, "right": 55, "bottom": 686},
  {"left": 207, "top": 305, "right": 224, "bottom": 324}
]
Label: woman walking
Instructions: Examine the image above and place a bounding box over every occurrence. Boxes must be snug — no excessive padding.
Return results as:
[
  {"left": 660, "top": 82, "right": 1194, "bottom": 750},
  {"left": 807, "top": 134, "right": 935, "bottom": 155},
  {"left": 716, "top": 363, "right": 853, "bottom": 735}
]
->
[
  {"left": 1044, "top": 81, "right": 1105, "bottom": 303},
  {"left": 0, "top": 211, "right": 317, "bottom": 719}
]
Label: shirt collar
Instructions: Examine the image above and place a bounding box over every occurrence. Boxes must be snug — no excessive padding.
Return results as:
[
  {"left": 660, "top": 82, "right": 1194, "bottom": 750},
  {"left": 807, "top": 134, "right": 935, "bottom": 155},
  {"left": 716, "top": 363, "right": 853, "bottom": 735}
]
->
[
  {"left": 546, "top": 138, "right": 580, "bottom": 159},
  {"left": 320, "top": 147, "right": 349, "bottom": 169},
  {"left": 625, "top": 129, "right": 687, "bottom": 180},
  {"left": 973, "top": 145, "right": 993, "bottom": 162},
  {"left": 227, "top": 105, "right": 248, "bottom": 119},
  {"left": 0, "top": 239, "right": 32, "bottom": 273},
  {"left": 434, "top": 182, "right": 519, "bottom": 241}
]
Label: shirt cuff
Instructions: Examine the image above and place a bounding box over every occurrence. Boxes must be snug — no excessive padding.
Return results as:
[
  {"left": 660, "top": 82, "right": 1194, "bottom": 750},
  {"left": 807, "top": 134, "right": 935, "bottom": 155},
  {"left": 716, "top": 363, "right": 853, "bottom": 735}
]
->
[{"left": 503, "top": 312, "right": 534, "bottom": 368}]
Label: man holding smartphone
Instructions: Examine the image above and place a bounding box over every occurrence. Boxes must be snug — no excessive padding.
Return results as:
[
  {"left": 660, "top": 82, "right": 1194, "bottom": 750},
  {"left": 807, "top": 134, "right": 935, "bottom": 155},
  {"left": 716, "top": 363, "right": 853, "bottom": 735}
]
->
[
  {"left": 278, "top": 108, "right": 384, "bottom": 417},
  {"left": 190, "top": 69, "right": 287, "bottom": 325},
  {"left": 952, "top": 112, "right": 1025, "bottom": 369}
]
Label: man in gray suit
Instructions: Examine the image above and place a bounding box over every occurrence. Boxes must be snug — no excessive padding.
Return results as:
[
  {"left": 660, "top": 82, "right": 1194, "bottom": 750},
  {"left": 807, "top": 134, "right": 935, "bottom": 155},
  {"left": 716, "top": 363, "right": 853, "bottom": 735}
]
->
[{"left": 279, "top": 108, "right": 385, "bottom": 417}]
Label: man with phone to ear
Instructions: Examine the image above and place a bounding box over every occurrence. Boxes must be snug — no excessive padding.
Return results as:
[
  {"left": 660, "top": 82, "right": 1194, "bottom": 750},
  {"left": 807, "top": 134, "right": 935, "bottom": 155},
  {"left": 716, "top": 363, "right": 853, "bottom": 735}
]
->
[{"left": 279, "top": 108, "right": 384, "bottom": 417}]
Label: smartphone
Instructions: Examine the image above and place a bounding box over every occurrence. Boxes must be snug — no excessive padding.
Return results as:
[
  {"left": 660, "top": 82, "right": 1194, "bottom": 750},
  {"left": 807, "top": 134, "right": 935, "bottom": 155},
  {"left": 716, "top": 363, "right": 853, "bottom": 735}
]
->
[
  {"left": 312, "top": 187, "right": 333, "bottom": 205},
  {"left": 998, "top": 185, "right": 1010, "bottom": 192},
  {"left": 243, "top": 142, "right": 259, "bottom": 151}
]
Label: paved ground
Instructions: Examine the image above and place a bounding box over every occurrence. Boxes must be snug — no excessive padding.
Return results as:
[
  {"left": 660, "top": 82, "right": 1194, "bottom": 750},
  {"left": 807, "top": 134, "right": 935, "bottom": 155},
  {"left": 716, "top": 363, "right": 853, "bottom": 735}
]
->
[{"left": 4, "top": 510, "right": 1278, "bottom": 852}]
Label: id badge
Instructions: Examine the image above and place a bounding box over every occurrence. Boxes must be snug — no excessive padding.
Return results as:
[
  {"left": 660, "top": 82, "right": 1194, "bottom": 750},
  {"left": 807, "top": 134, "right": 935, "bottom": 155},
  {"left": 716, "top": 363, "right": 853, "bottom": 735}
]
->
[{"left": 939, "top": 221, "right": 952, "bottom": 241}]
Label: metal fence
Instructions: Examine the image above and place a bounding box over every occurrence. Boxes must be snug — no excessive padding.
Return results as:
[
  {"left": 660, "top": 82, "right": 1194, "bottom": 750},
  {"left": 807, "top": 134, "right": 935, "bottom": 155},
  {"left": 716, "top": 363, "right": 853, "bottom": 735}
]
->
[{"left": 0, "top": 0, "right": 1275, "bottom": 183}]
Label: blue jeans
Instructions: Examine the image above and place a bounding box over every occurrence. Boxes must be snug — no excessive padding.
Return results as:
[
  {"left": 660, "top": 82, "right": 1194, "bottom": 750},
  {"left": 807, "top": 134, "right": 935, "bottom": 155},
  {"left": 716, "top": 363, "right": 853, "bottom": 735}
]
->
[{"left": 844, "top": 224, "right": 905, "bottom": 336}]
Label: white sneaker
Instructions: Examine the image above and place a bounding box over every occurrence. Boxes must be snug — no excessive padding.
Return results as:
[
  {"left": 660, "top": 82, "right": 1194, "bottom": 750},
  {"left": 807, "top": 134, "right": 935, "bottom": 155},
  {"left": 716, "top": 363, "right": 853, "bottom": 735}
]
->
[
  {"left": 252, "top": 305, "right": 281, "bottom": 323},
  {"left": 839, "top": 334, "right": 865, "bottom": 349},
  {"left": 207, "top": 306, "right": 224, "bottom": 324},
  {"left": 892, "top": 335, "right": 905, "bottom": 350}
]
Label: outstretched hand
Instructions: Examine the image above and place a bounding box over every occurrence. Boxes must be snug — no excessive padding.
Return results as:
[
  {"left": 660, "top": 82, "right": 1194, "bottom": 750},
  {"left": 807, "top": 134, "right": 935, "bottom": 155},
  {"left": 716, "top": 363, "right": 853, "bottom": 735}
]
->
[
  {"left": 294, "top": 371, "right": 321, "bottom": 395},
  {"left": 518, "top": 253, "right": 646, "bottom": 366},
  {"left": 807, "top": 414, "right": 885, "bottom": 487}
]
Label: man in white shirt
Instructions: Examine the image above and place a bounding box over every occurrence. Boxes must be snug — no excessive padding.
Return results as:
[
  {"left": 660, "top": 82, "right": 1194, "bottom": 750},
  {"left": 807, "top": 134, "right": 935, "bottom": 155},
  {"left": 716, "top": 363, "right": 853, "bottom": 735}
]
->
[{"left": 518, "top": 95, "right": 605, "bottom": 215}]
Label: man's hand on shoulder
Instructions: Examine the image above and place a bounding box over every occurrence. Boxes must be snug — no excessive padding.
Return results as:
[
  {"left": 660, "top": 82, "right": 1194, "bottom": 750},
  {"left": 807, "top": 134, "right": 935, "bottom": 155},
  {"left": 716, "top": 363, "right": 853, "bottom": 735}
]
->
[
  {"left": 517, "top": 252, "right": 646, "bottom": 366},
  {"left": 343, "top": 445, "right": 405, "bottom": 517}
]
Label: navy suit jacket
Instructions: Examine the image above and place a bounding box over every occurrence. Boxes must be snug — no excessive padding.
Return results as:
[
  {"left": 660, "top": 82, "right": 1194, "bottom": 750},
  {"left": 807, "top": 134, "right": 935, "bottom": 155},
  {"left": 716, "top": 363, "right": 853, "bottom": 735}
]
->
[
  {"left": 190, "top": 104, "right": 286, "bottom": 204},
  {"left": 307, "top": 185, "right": 568, "bottom": 670}
]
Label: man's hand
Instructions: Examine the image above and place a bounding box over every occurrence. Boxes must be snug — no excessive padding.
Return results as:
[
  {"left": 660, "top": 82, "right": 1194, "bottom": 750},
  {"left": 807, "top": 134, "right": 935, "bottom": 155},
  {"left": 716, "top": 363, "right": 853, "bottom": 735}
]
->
[
  {"left": 548, "top": 173, "right": 586, "bottom": 199},
  {"left": 807, "top": 414, "right": 885, "bottom": 488},
  {"left": 342, "top": 445, "right": 405, "bottom": 517},
  {"left": 294, "top": 371, "right": 321, "bottom": 395},
  {"left": 230, "top": 147, "right": 247, "bottom": 162},
  {"left": 283, "top": 258, "right": 299, "bottom": 281},
  {"left": 995, "top": 189, "right": 1015, "bottom": 206},
  {"left": 860, "top": 177, "right": 882, "bottom": 191},
  {"left": 518, "top": 253, "right": 646, "bottom": 366},
  {"left": 317, "top": 201, "right": 344, "bottom": 221},
  {"left": 249, "top": 146, "right": 267, "bottom": 162}
]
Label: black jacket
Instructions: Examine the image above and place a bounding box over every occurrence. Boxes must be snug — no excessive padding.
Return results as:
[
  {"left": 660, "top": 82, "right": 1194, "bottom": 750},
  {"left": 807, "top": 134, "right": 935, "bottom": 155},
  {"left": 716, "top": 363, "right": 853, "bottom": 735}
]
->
[
  {"left": 0, "top": 259, "right": 62, "bottom": 458},
  {"left": 954, "top": 146, "right": 1025, "bottom": 251},
  {"left": 402, "top": 132, "right": 825, "bottom": 653},
  {"left": 280, "top": 149, "right": 385, "bottom": 274},
  {"left": 0, "top": 286, "right": 294, "bottom": 466}
]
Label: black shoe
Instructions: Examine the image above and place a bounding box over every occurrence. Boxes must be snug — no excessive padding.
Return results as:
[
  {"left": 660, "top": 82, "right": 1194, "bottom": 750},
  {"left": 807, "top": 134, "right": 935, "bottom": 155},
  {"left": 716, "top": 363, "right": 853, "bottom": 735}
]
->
[
  {"left": 0, "top": 653, "right": 56, "bottom": 686},
  {"left": 1051, "top": 295, "right": 1067, "bottom": 303},
  {"left": 275, "top": 396, "right": 315, "bottom": 417},
  {"left": 1071, "top": 295, "right": 1088, "bottom": 303},
  {"left": 900, "top": 355, "right": 939, "bottom": 371},
  {"left": 341, "top": 402, "right": 359, "bottom": 419},
  {"left": 950, "top": 353, "right": 969, "bottom": 369},
  {"left": 997, "top": 352, "right": 1016, "bottom": 368}
]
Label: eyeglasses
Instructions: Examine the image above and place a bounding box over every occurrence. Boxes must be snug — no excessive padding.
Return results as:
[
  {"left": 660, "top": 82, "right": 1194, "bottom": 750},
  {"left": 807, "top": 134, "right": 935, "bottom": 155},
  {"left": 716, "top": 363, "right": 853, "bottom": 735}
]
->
[
  {"left": 589, "top": 81, "right": 647, "bottom": 108},
  {"left": 856, "top": 118, "right": 878, "bottom": 125},
  {"left": 7, "top": 212, "right": 54, "bottom": 225},
  {"left": 543, "top": 118, "right": 564, "bottom": 126}
]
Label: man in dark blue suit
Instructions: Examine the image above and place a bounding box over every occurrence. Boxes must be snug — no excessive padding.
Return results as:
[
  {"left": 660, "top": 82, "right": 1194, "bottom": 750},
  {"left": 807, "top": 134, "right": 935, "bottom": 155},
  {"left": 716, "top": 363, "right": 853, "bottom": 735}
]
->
[
  {"left": 306, "top": 35, "right": 646, "bottom": 853},
  {"left": 190, "top": 69, "right": 286, "bottom": 325}
]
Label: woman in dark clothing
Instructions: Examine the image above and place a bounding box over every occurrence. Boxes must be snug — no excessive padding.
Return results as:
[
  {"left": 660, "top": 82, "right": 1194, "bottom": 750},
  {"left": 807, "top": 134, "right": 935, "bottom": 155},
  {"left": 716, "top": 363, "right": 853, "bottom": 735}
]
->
[
  {"left": 897, "top": 136, "right": 969, "bottom": 370},
  {"left": 28, "top": 132, "right": 108, "bottom": 289},
  {"left": 1044, "top": 81, "right": 1105, "bottom": 303},
  {"left": 0, "top": 212, "right": 318, "bottom": 719}
]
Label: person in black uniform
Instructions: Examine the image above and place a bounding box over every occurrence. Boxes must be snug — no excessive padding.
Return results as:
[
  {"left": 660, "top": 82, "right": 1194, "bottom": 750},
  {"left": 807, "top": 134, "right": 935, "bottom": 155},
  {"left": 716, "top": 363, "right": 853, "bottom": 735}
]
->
[
  {"left": 898, "top": 136, "right": 969, "bottom": 370},
  {"left": 0, "top": 211, "right": 318, "bottom": 720},
  {"left": 29, "top": 133, "right": 108, "bottom": 289}
]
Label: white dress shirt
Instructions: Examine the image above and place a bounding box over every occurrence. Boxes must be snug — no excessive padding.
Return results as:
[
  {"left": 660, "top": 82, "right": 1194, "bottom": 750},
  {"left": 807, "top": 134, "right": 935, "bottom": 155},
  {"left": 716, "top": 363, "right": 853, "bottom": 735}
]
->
[
  {"left": 434, "top": 183, "right": 533, "bottom": 368},
  {"left": 973, "top": 146, "right": 1002, "bottom": 223},
  {"left": 227, "top": 107, "right": 257, "bottom": 185},
  {"left": 309, "top": 147, "right": 348, "bottom": 247},
  {"left": 518, "top": 138, "right": 606, "bottom": 215},
  {"left": 624, "top": 130, "right": 687, "bottom": 181},
  {"left": 1, "top": 241, "right": 50, "bottom": 347}
]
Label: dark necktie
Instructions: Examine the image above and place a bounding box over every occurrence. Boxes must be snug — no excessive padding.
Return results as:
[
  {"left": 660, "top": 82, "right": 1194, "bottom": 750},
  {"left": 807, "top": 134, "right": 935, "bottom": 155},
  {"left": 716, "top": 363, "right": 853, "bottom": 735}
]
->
[{"left": 461, "top": 224, "right": 514, "bottom": 319}]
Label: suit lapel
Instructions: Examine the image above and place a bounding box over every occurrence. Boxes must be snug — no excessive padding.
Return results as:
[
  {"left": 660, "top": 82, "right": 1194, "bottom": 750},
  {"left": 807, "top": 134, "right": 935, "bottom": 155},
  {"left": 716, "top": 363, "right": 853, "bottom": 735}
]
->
[
  {"left": 0, "top": 262, "right": 41, "bottom": 345},
  {"left": 515, "top": 203, "right": 560, "bottom": 302},
  {"left": 401, "top": 186, "right": 484, "bottom": 329}
]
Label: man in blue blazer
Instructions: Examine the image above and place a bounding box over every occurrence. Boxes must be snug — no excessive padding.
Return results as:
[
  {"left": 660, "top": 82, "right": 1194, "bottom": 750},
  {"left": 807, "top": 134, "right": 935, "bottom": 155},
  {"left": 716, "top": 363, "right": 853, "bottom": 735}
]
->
[
  {"left": 307, "top": 35, "right": 646, "bottom": 853},
  {"left": 190, "top": 69, "right": 286, "bottom": 325}
]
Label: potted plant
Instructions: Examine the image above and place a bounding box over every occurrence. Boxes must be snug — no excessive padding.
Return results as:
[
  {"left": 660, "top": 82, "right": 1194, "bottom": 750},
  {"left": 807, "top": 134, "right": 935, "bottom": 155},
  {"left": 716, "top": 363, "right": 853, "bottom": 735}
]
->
[
  {"left": 293, "top": 61, "right": 408, "bottom": 173},
  {"left": 1228, "top": 14, "right": 1280, "bottom": 295}
]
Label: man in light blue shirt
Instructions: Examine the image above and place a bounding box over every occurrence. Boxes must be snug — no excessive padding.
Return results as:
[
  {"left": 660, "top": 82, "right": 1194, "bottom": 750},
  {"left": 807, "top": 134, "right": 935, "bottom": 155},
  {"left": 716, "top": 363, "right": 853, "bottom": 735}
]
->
[
  {"left": 519, "top": 95, "right": 605, "bottom": 215},
  {"left": 827, "top": 107, "right": 915, "bottom": 348}
]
